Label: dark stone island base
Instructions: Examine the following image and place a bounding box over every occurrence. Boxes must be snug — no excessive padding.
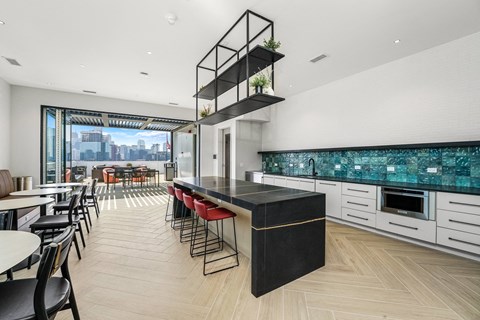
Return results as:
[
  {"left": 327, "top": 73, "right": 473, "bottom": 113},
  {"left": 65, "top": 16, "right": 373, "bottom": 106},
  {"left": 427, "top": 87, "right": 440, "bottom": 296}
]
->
[{"left": 173, "top": 176, "right": 326, "bottom": 297}]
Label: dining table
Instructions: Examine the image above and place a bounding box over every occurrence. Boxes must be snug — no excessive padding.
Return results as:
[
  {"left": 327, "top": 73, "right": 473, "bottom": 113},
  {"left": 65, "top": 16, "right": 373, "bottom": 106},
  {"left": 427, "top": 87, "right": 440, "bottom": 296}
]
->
[
  {"left": 0, "top": 231, "right": 40, "bottom": 274},
  {"left": 36, "top": 182, "right": 83, "bottom": 189},
  {"left": 0, "top": 197, "right": 54, "bottom": 270},
  {"left": 10, "top": 188, "right": 72, "bottom": 212}
]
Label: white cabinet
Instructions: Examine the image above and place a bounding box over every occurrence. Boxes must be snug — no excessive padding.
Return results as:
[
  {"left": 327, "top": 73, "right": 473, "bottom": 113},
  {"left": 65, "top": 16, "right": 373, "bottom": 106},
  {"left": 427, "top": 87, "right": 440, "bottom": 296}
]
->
[
  {"left": 297, "top": 178, "right": 315, "bottom": 192},
  {"left": 436, "top": 192, "right": 480, "bottom": 254},
  {"left": 262, "top": 175, "right": 275, "bottom": 186},
  {"left": 253, "top": 172, "right": 263, "bottom": 184},
  {"left": 341, "top": 183, "right": 377, "bottom": 228},
  {"left": 376, "top": 211, "right": 437, "bottom": 243},
  {"left": 315, "top": 180, "right": 341, "bottom": 218},
  {"left": 274, "top": 176, "right": 287, "bottom": 187},
  {"left": 286, "top": 178, "right": 299, "bottom": 189},
  {"left": 342, "top": 183, "right": 377, "bottom": 199}
]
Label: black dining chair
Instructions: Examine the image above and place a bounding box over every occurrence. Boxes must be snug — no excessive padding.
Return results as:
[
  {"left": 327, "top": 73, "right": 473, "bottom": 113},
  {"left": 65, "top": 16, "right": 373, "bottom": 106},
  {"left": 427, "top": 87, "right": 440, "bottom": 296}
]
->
[
  {"left": 85, "top": 178, "right": 100, "bottom": 217},
  {"left": 0, "top": 226, "right": 81, "bottom": 320},
  {"left": 29, "top": 193, "right": 84, "bottom": 260},
  {"left": 54, "top": 185, "right": 92, "bottom": 233},
  {"left": 1, "top": 210, "right": 15, "bottom": 281}
]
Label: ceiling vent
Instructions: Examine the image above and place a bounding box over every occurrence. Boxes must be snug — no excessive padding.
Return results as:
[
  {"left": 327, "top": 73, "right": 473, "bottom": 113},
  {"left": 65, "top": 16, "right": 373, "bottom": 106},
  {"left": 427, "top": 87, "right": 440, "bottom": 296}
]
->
[
  {"left": 3, "top": 56, "right": 21, "bottom": 66},
  {"left": 169, "top": 102, "right": 179, "bottom": 106},
  {"left": 309, "top": 54, "right": 327, "bottom": 63},
  {"left": 83, "top": 90, "right": 97, "bottom": 94}
]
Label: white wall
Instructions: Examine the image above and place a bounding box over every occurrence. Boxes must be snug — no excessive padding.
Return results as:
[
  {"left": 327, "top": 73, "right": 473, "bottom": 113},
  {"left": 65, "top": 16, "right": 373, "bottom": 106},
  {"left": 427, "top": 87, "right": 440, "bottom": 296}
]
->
[
  {"left": 199, "top": 125, "right": 214, "bottom": 176},
  {"left": 236, "top": 121, "right": 262, "bottom": 180},
  {"left": 9, "top": 85, "right": 195, "bottom": 183},
  {"left": 0, "top": 78, "right": 10, "bottom": 169},
  {"left": 262, "top": 32, "right": 480, "bottom": 151}
]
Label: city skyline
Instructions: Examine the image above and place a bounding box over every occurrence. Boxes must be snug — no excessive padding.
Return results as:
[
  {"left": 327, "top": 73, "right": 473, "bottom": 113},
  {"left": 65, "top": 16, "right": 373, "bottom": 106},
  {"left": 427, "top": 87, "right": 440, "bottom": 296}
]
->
[{"left": 72, "top": 126, "right": 170, "bottom": 148}]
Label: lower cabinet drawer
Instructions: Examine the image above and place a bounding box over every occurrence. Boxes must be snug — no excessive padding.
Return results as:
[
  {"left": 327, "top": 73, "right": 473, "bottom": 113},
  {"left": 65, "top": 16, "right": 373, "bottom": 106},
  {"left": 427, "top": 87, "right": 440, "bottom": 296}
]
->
[
  {"left": 376, "top": 211, "right": 436, "bottom": 243},
  {"left": 437, "top": 227, "right": 480, "bottom": 255},
  {"left": 437, "top": 209, "right": 480, "bottom": 235},
  {"left": 342, "top": 208, "right": 376, "bottom": 228},
  {"left": 342, "top": 195, "right": 376, "bottom": 214}
]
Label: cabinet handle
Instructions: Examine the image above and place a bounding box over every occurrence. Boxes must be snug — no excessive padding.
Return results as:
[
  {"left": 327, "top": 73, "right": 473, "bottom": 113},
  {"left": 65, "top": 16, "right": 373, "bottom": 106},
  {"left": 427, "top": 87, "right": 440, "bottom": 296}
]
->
[
  {"left": 389, "top": 222, "right": 418, "bottom": 230},
  {"left": 347, "top": 201, "right": 369, "bottom": 207},
  {"left": 448, "top": 219, "right": 480, "bottom": 228},
  {"left": 347, "top": 188, "right": 369, "bottom": 193},
  {"left": 347, "top": 214, "right": 368, "bottom": 221},
  {"left": 449, "top": 201, "right": 480, "bottom": 208},
  {"left": 317, "top": 182, "right": 337, "bottom": 186},
  {"left": 448, "top": 237, "right": 480, "bottom": 247}
]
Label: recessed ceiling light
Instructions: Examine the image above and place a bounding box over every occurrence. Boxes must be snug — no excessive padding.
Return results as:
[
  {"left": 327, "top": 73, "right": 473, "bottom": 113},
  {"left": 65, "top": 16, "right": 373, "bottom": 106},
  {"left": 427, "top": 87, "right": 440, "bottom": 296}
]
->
[
  {"left": 165, "top": 13, "right": 177, "bottom": 25},
  {"left": 140, "top": 72, "right": 149, "bottom": 77},
  {"left": 0, "top": 21, "right": 5, "bottom": 25},
  {"left": 147, "top": 51, "right": 152, "bottom": 55},
  {"left": 80, "top": 64, "right": 86, "bottom": 68},
  {"left": 394, "top": 39, "right": 401, "bottom": 44},
  {"left": 46, "top": 82, "right": 55, "bottom": 86},
  {"left": 289, "top": 84, "right": 293, "bottom": 88}
]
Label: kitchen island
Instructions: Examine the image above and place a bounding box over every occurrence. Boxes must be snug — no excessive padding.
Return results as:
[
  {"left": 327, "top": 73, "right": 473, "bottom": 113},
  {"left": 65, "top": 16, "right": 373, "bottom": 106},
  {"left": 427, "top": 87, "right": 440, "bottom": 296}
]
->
[{"left": 173, "top": 176, "right": 326, "bottom": 297}]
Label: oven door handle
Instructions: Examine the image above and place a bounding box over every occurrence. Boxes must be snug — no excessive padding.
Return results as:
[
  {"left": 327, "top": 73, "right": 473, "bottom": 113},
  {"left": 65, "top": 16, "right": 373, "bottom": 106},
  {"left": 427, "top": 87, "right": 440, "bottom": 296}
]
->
[{"left": 382, "top": 191, "right": 427, "bottom": 198}]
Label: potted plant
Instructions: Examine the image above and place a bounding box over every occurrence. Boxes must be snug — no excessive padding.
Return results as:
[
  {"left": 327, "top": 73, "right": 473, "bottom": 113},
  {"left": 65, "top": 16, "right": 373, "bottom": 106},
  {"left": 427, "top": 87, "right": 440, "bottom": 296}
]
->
[
  {"left": 126, "top": 163, "right": 132, "bottom": 167},
  {"left": 249, "top": 70, "right": 272, "bottom": 94},
  {"left": 263, "top": 37, "right": 281, "bottom": 51},
  {"left": 200, "top": 104, "right": 212, "bottom": 118}
]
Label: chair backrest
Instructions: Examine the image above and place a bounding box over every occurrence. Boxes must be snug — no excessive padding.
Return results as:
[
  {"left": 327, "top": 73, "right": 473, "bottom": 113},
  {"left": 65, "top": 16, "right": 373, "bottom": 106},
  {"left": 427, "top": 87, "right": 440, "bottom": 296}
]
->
[
  {"left": 174, "top": 188, "right": 184, "bottom": 201},
  {"left": 146, "top": 169, "right": 156, "bottom": 178},
  {"left": 193, "top": 199, "right": 208, "bottom": 220},
  {"left": 66, "top": 193, "right": 81, "bottom": 224},
  {"left": 0, "top": 211, "right": 14, "bottom": 230},
  {"left": 34, "top": 226, "right": 75, "bottom": 319},
  {"left": 91, "top": 178, "right": 98, "bottom": 196},
  {"left": 114, "top": 168, "right": 125, "bottom": 178},
  {"left": 183, "top": 194, "right": 195, "bottom": 210},
  {"left": 167, "top": 185, "right": 175, "bottom": 196}
]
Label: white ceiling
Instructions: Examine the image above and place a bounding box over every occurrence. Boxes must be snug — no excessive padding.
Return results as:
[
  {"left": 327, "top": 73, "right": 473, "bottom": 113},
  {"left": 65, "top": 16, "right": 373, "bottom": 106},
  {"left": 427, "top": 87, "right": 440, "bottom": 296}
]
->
[{"left": 0, "top": 0, "right": 479, "bottom": 110}]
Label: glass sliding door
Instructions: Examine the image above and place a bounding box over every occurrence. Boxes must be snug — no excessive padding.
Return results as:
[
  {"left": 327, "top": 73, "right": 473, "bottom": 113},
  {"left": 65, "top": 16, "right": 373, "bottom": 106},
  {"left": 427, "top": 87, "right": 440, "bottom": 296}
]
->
[{"left": 41, "top": 107, "right": 70, "bottom": 183}]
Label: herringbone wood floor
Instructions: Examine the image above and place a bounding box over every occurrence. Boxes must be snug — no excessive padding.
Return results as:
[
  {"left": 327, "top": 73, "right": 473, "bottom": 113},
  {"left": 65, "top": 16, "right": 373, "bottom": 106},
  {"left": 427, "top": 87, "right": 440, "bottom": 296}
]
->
[{"left": 13, "top": 184, "right": 480, "bottom": 320}]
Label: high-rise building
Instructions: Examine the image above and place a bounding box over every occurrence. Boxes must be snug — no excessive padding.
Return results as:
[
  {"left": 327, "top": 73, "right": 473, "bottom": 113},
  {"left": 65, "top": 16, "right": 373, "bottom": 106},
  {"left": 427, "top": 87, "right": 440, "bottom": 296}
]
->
[
  {"left": 138, "top": 139, "right": 146, "bottom": 150},
  {"left": 81, "top": 130, "right": 103, "bottom": 142}
]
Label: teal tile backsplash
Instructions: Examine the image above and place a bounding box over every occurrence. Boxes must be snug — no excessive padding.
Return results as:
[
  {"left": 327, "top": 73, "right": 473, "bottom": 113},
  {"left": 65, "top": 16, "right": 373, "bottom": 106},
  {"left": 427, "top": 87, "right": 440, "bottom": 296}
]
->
[{"left": 261, "top": 146, "right": 480, "bottom": 188}]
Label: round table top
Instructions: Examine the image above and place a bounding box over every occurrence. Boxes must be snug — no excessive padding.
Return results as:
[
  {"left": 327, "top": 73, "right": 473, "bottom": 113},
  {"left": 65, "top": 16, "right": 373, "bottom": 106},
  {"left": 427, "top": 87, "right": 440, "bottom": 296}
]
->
[
  {"left": 36, "top": 182, "right": 83, "bottom": 188},
  {"left": 0, "top": 197, "right": 54, "bottom": 211},
  {"left": 10, "top": 188, "right": 72, "bottom": 197},
  {"left": 0, "top": 231, "right": 40, "bottom": 273}
]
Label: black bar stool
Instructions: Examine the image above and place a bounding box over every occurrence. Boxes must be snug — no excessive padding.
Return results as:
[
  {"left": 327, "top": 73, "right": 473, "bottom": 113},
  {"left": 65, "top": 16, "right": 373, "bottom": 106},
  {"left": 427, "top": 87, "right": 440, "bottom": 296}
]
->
[
  {"left": 174, "top": 188, "right": 204, "bottom": 242},
  {"left": 192, "top": 199, "right": 239, "bottom": 275}
]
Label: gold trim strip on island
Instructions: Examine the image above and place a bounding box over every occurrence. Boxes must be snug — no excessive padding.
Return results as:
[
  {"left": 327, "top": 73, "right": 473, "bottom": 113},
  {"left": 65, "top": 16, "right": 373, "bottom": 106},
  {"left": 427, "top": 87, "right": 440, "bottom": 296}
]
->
[{"left": 251, "top": 217, "right": 325, "bottom": 231}]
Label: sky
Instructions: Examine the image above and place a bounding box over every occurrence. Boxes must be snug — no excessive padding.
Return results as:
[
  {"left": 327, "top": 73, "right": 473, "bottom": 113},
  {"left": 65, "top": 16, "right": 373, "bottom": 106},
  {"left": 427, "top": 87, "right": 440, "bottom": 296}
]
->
[{"left": 72, "top": 125, "right": 169, "bottom": 148}]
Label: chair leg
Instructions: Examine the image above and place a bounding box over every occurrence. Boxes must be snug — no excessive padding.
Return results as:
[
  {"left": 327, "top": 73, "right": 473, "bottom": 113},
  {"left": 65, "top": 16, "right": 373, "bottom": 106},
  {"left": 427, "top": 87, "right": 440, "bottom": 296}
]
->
[
  {"left": 203, "top": 221, "right": 209, "bottom": 276},
  {"left": 6, "top": 269, "right": 13, "bottom": 280},
  {"left": 81, "top": 208, "right": 90, "bottom": 234},
  {"left": 68, "top": 284, "right": 81, "bottom": 320},
  {"left": 77, "top": 223, "right": 86, "bottom": 248},
  {"left": 85, "top": 203, "right": 93, "bottom": 227},
  {"left": 232, "top": 218, "right": 239, "bottom": 266},
  {"left": 93, "top": 197, "right": 100, "bottom": 217},
  {"left": 73, "top": 233, "right": 82, "bottom": 259},
  {"left": 164, "top": 195, "right": 170, "bottom": 222}
]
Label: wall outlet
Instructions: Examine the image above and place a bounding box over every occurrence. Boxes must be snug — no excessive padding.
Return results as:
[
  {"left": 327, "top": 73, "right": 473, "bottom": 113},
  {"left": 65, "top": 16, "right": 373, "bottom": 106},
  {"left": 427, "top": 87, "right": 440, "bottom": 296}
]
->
[
  {"left": 299, "top": 163, "right": 304, "bottom": 168},
  {"left": 335, "top": 164, "right": 341, "bottom": 170},
  {"left": 427, "top": 167, "right": 438, "bottom": 173},
  {"left": 354, "top": 165, "right": 361, "bottom": 170},
  {"left": 387, "top": 166, "right": 395, "bottom": 172}
]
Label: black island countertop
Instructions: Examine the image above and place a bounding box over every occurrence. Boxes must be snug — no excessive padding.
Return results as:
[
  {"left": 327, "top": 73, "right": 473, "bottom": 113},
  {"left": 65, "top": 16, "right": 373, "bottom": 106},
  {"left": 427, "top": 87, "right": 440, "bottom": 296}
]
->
[
  {"left": 174, "top": 176, "right": 321, "bottom": 210},
  {"left": 257, "top": 172, "right": 480, "bottom": 196}
]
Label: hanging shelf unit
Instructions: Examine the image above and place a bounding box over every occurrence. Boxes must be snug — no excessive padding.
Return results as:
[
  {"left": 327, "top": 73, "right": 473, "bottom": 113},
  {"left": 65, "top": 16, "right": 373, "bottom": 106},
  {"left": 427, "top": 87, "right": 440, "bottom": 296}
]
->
[{"left": 194, "top": 10, "right": 285, "bottom": 125}]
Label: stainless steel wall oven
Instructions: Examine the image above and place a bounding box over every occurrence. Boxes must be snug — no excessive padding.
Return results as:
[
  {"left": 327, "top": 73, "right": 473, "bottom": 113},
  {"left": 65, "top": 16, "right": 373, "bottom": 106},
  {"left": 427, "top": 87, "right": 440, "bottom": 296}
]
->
[{"left": 380, "top": 187, "right": 430, "bottom": 220}]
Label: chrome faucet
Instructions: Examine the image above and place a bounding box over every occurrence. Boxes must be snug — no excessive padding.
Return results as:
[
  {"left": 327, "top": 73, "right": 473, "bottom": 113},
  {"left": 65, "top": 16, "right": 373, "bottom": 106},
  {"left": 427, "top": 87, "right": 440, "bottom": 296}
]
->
[{"left": 308, "top": 158, "right": 317, "bottom": 176}]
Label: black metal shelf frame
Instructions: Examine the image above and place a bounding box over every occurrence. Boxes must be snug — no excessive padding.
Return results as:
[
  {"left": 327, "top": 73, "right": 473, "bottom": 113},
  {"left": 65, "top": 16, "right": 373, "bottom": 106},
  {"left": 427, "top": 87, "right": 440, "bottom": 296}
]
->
[{"left": 194, "top": 10, "right": 281, "bottom": 122}]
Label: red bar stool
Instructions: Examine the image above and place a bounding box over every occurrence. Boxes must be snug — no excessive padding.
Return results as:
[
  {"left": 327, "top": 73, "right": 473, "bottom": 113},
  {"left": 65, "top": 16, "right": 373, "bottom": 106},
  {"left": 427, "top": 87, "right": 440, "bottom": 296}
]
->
[
  {"left": 193, "top": 199, "right": 239, "bottom": 275},
  {"left": 174, "top": 188, "right": 203, "bottom": 242},
  {"left": 183, "top": 194, "right": 217, "bottom": 257},
  {"left": 165, "top": 185, "right": 175, "bottom": 222}
]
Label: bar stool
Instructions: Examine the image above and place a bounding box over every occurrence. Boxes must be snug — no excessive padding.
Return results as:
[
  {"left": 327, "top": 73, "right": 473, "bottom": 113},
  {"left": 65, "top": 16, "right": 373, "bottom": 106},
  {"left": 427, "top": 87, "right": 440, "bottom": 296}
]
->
[
  {"left": 174, "top": 188, "right": 203, "bottom": 242},
  {"left": 192, "top": 199, "right": 239, "bottom": 275},
  {"left": 165, "top": 185, "right": 175, "bottom": 222},
  {"left": 183, "top": 193, "right": 217, "bottom": 257}
]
